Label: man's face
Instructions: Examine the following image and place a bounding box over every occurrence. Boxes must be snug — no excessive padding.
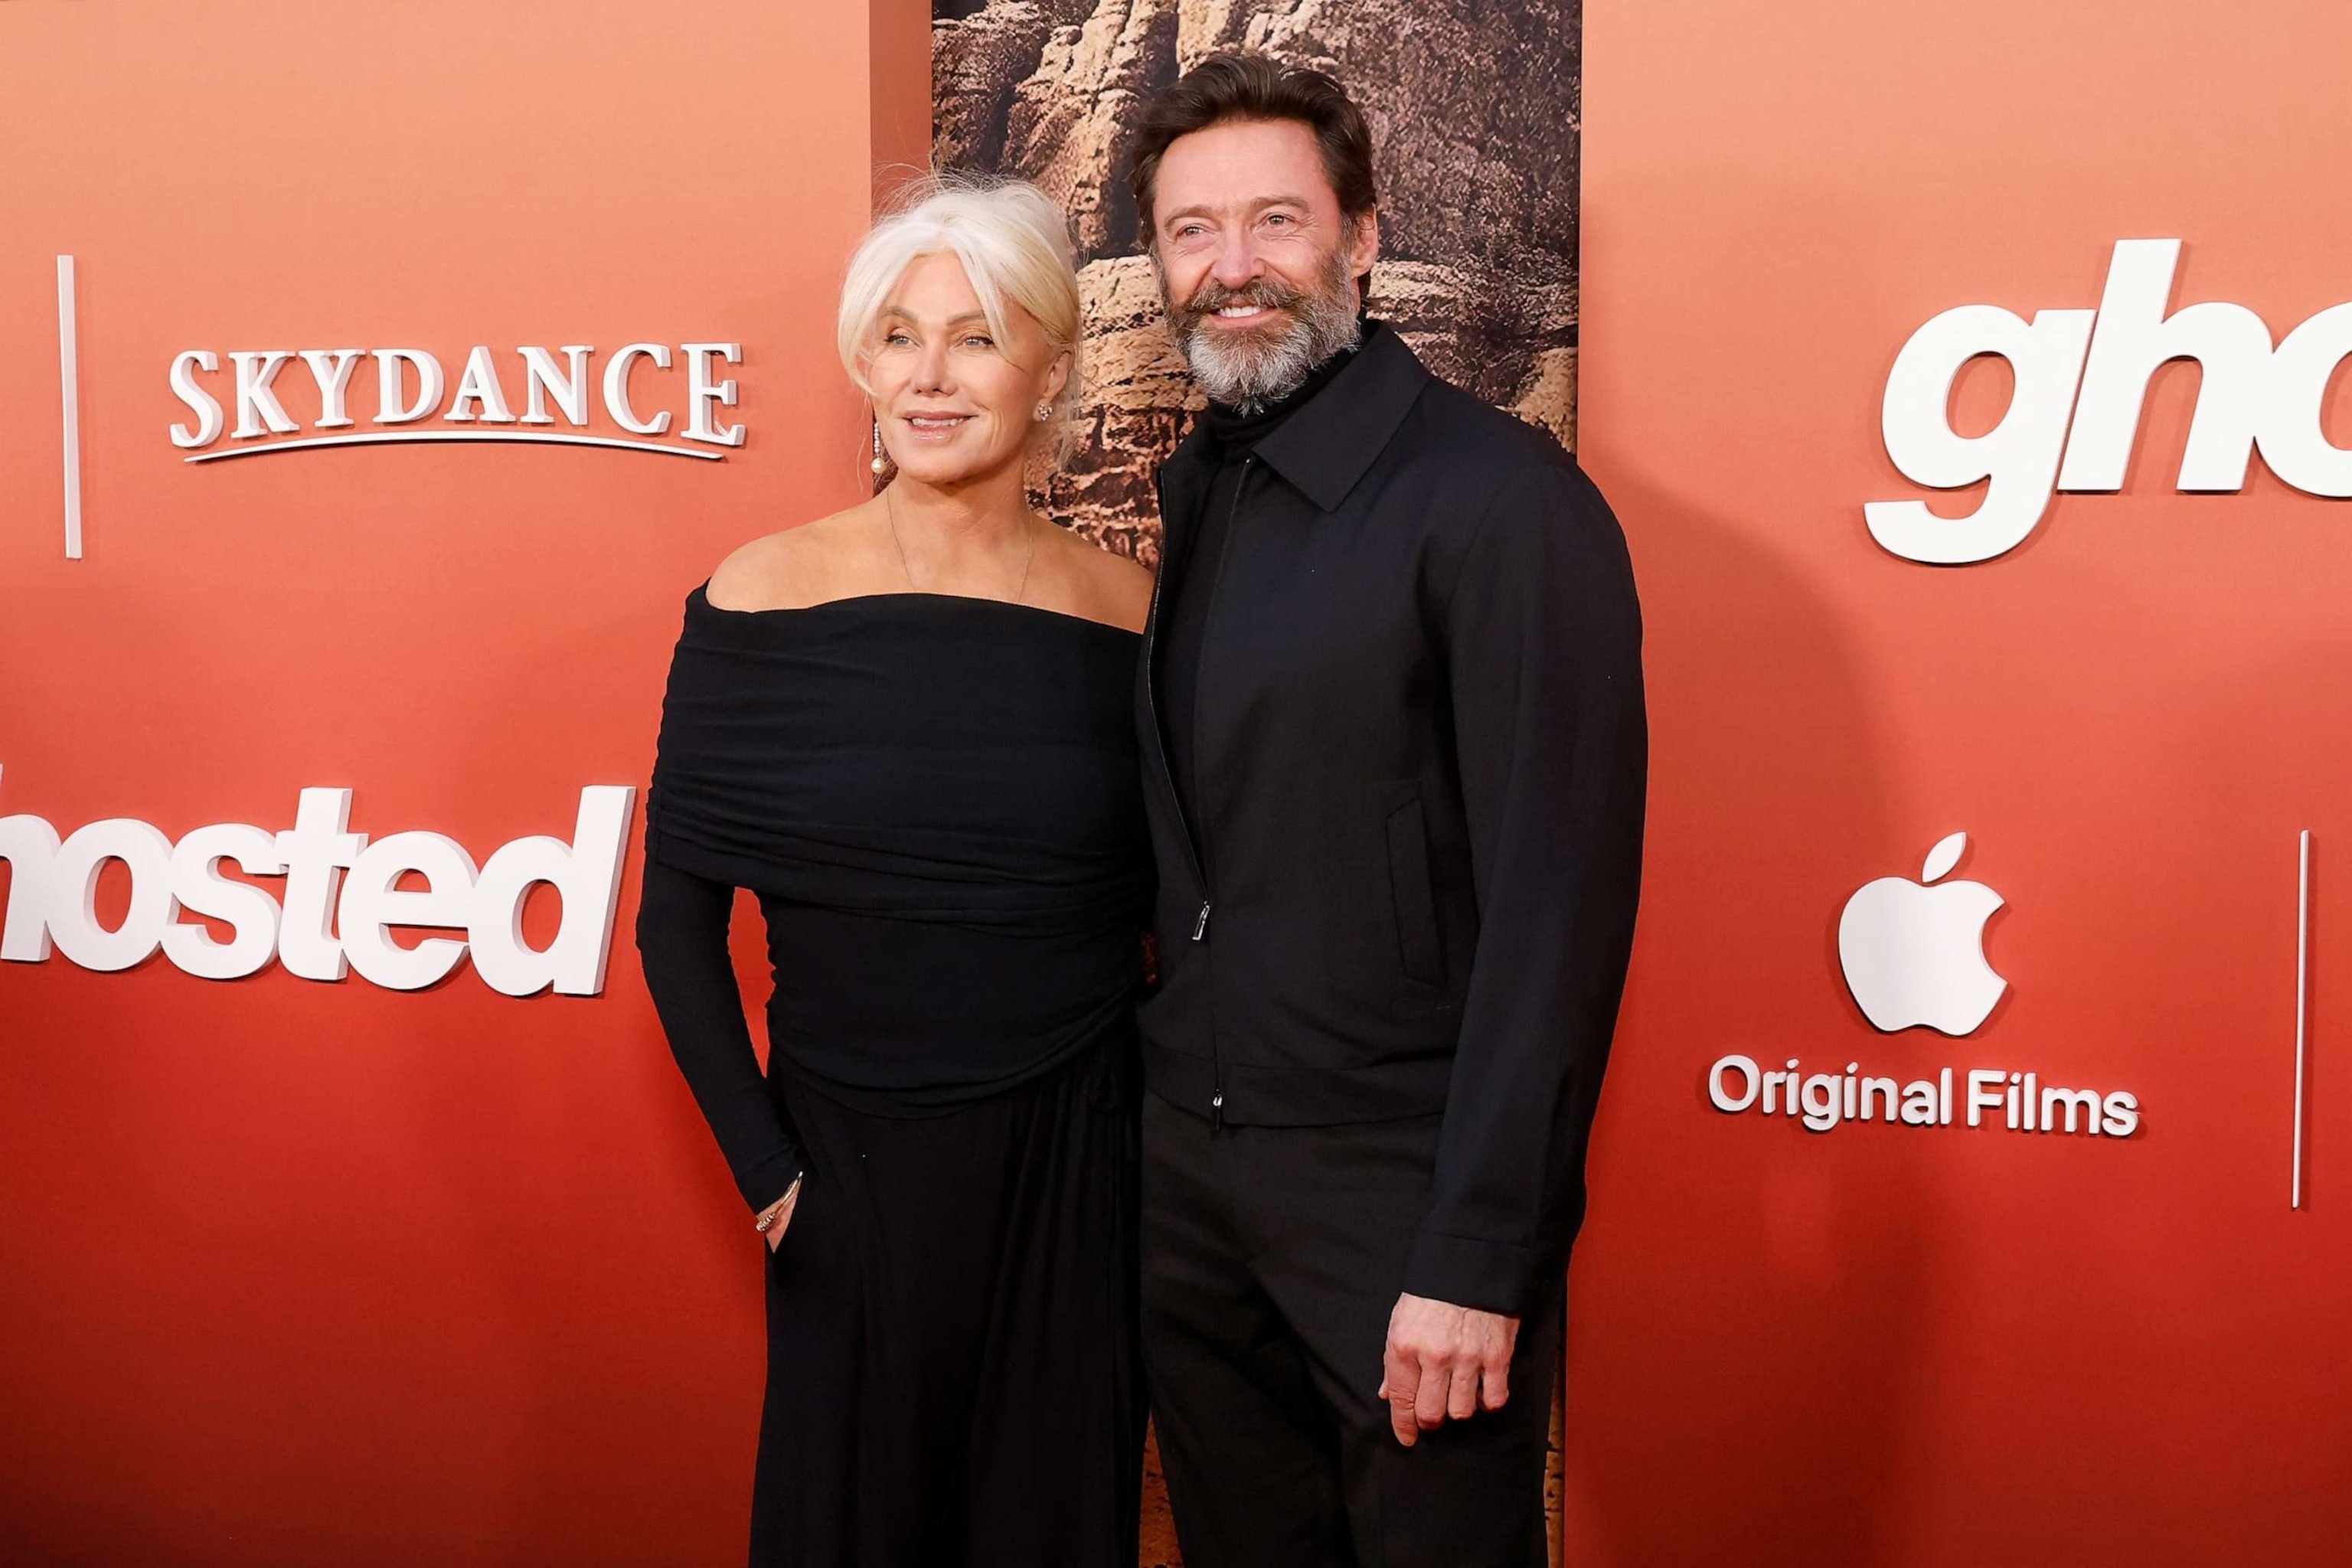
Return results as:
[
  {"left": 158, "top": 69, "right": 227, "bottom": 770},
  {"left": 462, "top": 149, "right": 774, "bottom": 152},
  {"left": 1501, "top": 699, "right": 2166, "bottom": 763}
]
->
[{"left": 1149, "top": 117, "right": 1380, "bottom": 412}]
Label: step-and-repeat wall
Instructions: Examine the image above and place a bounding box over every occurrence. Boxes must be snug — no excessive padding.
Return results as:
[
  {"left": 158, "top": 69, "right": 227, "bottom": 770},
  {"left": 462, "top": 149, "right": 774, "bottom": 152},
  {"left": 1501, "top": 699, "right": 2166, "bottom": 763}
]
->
[
  {"left": 8, "top": 0, "right": 2348, "bottom": 1563},
  {"left": 1576, "top": 1, "right": 2350, "bottom": 1562},
  {"left": 0, "top": 4, "right": 928, "bottom": 1562}
]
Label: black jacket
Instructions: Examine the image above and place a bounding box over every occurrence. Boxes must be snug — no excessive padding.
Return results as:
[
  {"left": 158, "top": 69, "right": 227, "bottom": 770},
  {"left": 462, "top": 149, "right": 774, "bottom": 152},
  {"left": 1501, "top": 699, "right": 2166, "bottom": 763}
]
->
[{"left": 1134, "top": 324, "right": 1647, "bottom": 1316}]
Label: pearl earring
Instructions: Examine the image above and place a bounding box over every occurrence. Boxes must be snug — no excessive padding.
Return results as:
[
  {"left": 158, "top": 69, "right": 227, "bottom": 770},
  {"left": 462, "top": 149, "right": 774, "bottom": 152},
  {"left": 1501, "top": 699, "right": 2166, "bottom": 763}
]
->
[
  {"left": 871, "top": 421, "right": 888, "bottom": 475},
  {"left": 1035, "top": 402, "right": 1054, "bottom": 421}
]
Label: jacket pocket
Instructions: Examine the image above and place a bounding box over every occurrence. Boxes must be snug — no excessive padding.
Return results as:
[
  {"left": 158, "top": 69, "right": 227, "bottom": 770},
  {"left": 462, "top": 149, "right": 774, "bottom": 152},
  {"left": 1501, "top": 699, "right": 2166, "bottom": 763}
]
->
[{"left": 1384, "top": 799, "right": 1444, "bottom": 986}]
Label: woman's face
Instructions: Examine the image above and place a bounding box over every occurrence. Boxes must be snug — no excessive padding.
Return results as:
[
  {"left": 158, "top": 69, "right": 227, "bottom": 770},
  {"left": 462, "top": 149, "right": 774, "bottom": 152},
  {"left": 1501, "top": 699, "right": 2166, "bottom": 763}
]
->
[{"left": 867, "top": 252, "right": 1069, "bottom": 488}]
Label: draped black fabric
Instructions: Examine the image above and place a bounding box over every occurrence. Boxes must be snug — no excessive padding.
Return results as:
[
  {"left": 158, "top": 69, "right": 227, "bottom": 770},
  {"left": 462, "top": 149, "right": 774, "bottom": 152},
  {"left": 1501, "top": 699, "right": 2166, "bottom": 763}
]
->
[
  {"left": 750, "top": 1042, "right": 1145, "bottom": 1568},
  {"left": 642, "top": 586, "right": 1154, "bottom": 1114},
  {"left": 638, "top": 584, "right": 1154, "bottom": 1566}
]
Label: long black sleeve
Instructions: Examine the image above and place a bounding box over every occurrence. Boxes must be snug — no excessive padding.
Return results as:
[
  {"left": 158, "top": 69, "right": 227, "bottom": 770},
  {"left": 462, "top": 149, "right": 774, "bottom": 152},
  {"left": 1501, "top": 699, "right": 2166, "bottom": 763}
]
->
[
  {"left": 635, "top": 856, "right": 802, "bottom": 1215},
  {"left": 1401, "top": 461, "right": 1648, "bottom": 1315}
]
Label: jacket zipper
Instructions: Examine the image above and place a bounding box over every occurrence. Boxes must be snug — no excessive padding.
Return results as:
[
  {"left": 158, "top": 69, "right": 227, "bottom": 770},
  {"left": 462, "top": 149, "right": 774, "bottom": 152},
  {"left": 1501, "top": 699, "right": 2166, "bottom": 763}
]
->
[{"left": 1146, "top": 454, "right": 1252, "bottom": 1127}]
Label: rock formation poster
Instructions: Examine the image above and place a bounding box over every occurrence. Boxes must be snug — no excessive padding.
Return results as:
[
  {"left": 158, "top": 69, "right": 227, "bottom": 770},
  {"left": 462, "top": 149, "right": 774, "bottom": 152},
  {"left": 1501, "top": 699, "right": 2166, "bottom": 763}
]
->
[
  {"left": 933, "top": 5, "right": 1579, "bottom": 1561},
  {"left": 933, "top": 6, "right": 1582, "bottom": 1562},
  {"left": 933, "top": 0, "right": 1581, "bottom": 571}
]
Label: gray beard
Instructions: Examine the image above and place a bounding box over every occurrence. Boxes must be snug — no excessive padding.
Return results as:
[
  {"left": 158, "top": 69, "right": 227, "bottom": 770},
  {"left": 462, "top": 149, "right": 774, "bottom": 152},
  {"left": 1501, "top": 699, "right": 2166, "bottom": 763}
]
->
[{"left": 1168, "top": 247, "right": 1364, "bottom": 415}]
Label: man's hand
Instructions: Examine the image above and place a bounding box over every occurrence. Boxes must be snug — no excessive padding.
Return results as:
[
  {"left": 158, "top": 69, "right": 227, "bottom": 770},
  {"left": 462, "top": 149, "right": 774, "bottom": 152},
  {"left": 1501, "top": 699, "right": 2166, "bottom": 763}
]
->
[{"left": 1378, "top": 1292, "right": 1521, "bottom": 1446}]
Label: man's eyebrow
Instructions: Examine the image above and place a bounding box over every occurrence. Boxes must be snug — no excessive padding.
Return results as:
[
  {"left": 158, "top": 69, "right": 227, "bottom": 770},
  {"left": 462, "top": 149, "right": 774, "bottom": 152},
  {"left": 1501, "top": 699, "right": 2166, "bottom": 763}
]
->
[{"left": 1159, "top": 196, "right": 1316, "bottom": 226}]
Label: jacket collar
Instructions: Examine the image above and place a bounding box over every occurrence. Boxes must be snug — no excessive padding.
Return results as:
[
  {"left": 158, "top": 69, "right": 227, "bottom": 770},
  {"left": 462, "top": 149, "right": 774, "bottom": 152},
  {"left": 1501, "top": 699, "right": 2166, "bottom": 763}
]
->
[{"left": 1165, "top": 321, "right": 1432, "bottom": 514}]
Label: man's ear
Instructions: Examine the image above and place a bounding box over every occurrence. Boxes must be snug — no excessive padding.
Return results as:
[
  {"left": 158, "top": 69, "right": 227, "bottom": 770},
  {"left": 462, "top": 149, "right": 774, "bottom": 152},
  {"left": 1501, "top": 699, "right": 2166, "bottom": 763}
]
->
[{"left": 1348, "top": 209, "right": 1382, "bottom": 278}]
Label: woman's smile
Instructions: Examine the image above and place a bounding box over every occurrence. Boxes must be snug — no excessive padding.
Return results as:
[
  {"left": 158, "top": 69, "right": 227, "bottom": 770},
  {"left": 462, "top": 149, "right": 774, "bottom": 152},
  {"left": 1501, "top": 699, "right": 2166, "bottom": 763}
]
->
[{"left": 901, "top": 411, "right": 977, "bottom": 439}]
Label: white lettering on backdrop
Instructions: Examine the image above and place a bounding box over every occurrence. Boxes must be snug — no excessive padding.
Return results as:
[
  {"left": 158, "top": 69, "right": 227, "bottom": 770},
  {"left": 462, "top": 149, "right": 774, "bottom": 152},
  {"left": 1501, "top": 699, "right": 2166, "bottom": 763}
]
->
[
  {"left": 1869, "top": 239, "right": 2352, "bottom": 564},
  {"left": 168, "top": 341, "right": 745, "bottom": 462},
  {"left": 0, "top": 768, "right": 636, "bottom": 997}
]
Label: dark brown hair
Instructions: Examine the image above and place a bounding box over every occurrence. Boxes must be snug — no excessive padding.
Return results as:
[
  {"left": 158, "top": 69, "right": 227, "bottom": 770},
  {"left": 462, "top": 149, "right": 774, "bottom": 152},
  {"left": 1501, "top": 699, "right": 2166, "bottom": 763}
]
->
[{"left": 1125, "top": 53, "right": 1377, "bottom": 240}]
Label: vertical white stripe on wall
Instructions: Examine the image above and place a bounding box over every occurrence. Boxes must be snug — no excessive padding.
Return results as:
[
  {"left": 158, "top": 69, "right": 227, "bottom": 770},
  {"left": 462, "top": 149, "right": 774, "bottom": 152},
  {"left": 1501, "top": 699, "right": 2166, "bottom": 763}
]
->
[
  {"left": 57, "top": 254, "right": 83, "bottom": 560},
  {"left": 2294, "top": 829, "right": 2310, "bottom": 1210}
]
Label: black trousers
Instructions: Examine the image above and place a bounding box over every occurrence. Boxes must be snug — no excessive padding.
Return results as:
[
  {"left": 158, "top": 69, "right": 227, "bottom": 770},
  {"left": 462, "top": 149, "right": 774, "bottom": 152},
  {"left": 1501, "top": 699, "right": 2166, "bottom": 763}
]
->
[
  {"left": 1139, "top": 1093, "right": 1560, "bottom": 1568},
  {"left": 750, "top": 1043, "right": 1145, "bottom": 1568}
]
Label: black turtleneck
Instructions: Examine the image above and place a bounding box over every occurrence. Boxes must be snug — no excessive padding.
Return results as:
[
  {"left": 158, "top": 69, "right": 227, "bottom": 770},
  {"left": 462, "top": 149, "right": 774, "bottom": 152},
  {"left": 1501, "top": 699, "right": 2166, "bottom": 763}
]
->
[
  {"left": 1160, "top": 336, "right": 1361, "bottom": 828},
  {"left": 1197, "top": 336, "right": 1357, "bottom": 449}
]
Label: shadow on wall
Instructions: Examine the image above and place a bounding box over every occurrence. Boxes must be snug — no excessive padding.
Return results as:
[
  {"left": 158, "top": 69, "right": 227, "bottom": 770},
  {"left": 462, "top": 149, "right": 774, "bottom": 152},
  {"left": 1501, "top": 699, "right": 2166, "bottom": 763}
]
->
[
  {"left": 933, "top": 0, "right": 1583, "bottom": 568},
  {"left": 1558, "top": 455, "right": 1938, "bottom": 1564}
]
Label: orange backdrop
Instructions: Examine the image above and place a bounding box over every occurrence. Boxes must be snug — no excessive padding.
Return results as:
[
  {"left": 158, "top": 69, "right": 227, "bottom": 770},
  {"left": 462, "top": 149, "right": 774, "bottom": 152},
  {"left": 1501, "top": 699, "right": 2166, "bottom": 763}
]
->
[
  {"left": 0, "top": 4, "right": 928, "bottom": 1561},
  {"left": 1573, "top": 2, "right": 2352, "bottom": 1562},
  {"left": 15, "top": 3, "right": 2352, "bottom": 1563}
]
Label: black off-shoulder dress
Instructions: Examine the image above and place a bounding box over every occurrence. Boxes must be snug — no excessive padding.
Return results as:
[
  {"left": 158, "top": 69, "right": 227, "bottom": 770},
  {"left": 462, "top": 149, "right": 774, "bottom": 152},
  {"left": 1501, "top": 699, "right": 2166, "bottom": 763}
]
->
[{"left": 635, "top": 586, "right": 1153, "bottom": 1568}]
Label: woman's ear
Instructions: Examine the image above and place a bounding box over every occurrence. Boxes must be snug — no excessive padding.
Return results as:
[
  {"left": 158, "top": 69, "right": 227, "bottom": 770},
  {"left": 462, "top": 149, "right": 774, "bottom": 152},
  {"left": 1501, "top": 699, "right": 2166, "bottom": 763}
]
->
[{"left": 1044, "top": 347, "right": 1073, "bottom": 405}]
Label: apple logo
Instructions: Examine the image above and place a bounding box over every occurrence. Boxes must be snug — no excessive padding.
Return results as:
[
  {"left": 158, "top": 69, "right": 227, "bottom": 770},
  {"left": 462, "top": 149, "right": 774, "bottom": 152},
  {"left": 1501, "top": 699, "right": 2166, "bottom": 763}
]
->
[{"left": 1837, "top": 831, "right": 2007, "bottom": 1034}]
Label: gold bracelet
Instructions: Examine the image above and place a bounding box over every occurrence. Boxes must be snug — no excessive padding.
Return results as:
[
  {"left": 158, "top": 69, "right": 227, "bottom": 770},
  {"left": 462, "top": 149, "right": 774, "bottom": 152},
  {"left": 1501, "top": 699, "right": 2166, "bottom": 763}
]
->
[{"left": 754, "top": 1174, "right": 803, "bottom": 1233}]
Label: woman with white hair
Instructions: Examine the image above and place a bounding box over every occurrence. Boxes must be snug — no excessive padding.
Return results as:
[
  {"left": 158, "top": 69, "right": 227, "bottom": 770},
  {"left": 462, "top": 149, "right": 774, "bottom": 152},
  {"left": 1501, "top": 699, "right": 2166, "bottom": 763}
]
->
[{"left": 635, "top": 178, "right": 1154, "bottom": 1566}]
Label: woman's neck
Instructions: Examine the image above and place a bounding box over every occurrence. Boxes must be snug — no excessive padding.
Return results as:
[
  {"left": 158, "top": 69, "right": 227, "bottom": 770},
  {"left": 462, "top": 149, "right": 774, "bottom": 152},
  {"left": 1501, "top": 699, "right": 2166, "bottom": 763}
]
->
[{"left": 881, "top": 463, "right": 1037, "bottom": 591}]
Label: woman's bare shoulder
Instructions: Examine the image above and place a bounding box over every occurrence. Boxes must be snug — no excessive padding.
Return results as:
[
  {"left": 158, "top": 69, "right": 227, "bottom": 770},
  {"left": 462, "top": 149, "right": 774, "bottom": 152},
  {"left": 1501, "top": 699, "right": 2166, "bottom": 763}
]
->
[
  {"left": 706, "top": 503, "right": 883, "bottom": 611},
  {"left": 1041, "top": 522, "right": 1155, "bottom": 632}
]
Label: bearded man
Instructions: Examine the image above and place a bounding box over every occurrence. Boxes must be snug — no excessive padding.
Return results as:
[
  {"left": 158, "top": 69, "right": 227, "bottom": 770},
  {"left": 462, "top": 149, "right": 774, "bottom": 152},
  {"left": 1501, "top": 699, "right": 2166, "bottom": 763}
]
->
[{"left": 1123, "top": 54, "right": 1648, "bottom": 1568}]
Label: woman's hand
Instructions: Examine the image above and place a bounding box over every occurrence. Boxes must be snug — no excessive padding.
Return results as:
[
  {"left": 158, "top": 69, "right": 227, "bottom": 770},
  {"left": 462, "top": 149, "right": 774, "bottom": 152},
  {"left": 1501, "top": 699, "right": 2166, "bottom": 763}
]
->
[{"left": 760, "top": 1185, "right": 800, "bottom": 1251}]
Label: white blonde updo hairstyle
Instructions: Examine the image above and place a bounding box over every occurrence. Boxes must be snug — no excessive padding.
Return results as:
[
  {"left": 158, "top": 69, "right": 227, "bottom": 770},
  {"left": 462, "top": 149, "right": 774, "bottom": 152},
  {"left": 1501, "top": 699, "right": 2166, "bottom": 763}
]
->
[{"left": 837, "top": 175, "right": 1083, "bottom": 449}]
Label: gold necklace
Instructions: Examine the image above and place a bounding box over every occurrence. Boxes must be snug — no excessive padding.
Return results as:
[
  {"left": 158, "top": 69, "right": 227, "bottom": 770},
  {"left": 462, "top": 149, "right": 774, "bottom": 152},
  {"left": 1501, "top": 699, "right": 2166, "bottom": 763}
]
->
[{"left": 883, "top": 482, "right": 1037, "bottom": 605}]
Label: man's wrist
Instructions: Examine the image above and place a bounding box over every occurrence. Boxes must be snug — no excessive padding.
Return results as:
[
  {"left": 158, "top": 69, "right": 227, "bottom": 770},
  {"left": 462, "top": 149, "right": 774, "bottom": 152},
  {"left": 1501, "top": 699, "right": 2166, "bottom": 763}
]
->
[{"left": 1401, "top": 1227, "right": 1538, "bottom": 1316}]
